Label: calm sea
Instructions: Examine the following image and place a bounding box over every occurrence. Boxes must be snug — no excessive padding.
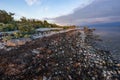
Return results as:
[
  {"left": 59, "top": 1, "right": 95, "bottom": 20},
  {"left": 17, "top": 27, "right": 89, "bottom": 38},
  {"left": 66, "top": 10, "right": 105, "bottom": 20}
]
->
[{"left": 92, "top": 26, "right": 120, "bottom": 62}]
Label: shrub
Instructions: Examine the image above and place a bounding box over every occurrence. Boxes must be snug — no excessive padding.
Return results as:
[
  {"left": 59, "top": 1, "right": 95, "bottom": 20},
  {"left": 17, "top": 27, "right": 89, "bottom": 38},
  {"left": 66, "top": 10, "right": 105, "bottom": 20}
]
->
[{"left": 2, "top": 35, "right": 12, "bottom": 41}]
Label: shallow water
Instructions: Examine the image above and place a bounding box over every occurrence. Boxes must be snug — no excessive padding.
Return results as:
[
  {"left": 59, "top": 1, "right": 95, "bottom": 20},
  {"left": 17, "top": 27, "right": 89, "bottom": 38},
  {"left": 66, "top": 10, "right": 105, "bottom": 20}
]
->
[{"left": 91, "top": 26, "right": 120, "bottom": 62}]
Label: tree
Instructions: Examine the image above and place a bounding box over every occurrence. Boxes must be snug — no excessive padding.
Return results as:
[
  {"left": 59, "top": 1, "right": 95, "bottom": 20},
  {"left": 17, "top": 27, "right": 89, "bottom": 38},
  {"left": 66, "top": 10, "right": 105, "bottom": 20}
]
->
[
  {"left": 0, "top": 10, "right": 14, "bottom": 23},
  {"left": 20, "top": 17, "right": 27, "bottom": 22},
  {"left": 44, "top": 20, "right": 49, "bottom": 27}
]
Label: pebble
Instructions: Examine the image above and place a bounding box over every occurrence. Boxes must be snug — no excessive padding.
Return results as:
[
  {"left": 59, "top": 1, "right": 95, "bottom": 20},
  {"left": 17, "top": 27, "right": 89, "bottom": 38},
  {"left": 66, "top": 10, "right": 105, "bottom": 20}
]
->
[
  {"left": 0, "top": 29, "right": 119, "bottom": 80},
  {"left": 32, "top": 49, "right": 40, "bottom": 54}
]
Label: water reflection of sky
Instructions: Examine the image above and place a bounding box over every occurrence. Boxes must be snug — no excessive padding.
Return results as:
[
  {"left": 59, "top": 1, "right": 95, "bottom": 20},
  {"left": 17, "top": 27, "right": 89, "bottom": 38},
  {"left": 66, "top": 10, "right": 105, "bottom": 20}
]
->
[{"left": 91, "top": 26, "right": 120, "bottom": 62}]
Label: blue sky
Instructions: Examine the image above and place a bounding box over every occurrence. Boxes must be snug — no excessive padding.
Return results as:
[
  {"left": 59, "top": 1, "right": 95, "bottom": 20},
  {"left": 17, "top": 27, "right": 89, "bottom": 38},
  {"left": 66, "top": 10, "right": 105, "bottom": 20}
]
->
[
  {"left": 0, "top": 0, "right": 120, "bottom": 25},
  {"left": 0, "top": 0, "right": 93, "bottom": 20}
]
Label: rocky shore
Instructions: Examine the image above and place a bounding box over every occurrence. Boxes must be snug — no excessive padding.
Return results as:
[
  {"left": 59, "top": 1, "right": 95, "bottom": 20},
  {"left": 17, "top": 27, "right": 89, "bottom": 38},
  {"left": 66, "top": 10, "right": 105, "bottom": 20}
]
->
[{"left": 0, "top": 29, "right": 120, "bottom": 80}]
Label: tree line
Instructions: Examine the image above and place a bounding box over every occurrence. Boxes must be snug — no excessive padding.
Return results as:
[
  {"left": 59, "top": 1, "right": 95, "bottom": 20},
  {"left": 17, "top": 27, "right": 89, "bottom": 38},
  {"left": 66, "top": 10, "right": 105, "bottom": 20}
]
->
[{"left": 0, "top": 10, "right": 76, "bottom": 40}]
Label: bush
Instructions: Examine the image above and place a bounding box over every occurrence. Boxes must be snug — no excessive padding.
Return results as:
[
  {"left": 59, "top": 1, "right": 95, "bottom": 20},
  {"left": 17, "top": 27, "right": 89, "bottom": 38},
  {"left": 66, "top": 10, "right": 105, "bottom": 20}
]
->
[
  {"left": 18, "top": 24, "right": 35, "bottom": 34},
  {"left": 24, "top": 34, "right": 30, "bottom": 38},
  {"left": 3, "top": 35, "right": 12, "bottom": 41},
  {"left": 14, "top": 32, "right": 23, "bottom": 38}
]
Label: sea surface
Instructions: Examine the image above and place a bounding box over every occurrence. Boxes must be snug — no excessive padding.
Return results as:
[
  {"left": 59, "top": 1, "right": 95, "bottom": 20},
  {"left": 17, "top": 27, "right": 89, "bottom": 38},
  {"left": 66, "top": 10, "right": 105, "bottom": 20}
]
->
[{"left": 91, "top": 26, "right": 120, "bottom": 62}]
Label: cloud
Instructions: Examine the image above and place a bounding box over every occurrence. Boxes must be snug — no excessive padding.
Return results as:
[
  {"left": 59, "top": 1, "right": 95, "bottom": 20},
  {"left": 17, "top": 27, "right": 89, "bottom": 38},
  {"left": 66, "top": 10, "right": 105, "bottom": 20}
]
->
[
  {"left": 52, "top": 0, "right": 120, "bottom": 25},
  {"left": 25, "top": 0, "right": 40, "bottom": 6}
]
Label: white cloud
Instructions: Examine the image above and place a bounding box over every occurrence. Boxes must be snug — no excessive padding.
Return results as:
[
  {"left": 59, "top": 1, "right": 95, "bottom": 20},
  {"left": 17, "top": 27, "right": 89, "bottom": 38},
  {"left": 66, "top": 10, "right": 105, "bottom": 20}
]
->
[
  {"left": 53, "top": 0, "right": 120, "bottom": 25},
  {"left": 25, "top": 0, "right": 40, "bottom": 6}
]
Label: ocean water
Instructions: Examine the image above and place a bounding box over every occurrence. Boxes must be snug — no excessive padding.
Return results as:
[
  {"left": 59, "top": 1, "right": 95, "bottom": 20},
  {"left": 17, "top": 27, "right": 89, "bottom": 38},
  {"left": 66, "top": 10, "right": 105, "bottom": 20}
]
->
[{"left": 92, "top": 26, "right": 120, "bottom": 62}]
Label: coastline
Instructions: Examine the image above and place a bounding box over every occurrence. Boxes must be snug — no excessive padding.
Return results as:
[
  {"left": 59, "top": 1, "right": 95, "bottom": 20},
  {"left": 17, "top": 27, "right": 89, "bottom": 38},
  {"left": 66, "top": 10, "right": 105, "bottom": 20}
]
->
[{"left": 0, "top": 28, "right": 120, "bottom": 80}]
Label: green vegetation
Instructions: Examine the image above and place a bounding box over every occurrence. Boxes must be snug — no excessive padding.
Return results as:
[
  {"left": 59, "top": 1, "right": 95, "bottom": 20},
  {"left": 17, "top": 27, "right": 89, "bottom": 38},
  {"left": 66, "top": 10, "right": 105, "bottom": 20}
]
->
[
  {"left": 63, "top": 25, "right": 76, "bottom": 29},
  {"left": 0, "top": 10, "right": 77, "bottom": 40},
  {"left": 2, "top": 35, "right": 12, "bottom": 41},
  {"left": 0, "top": 23, "right": 17, "bottom": 31},
  {"left": 0, "top": 10, "right": 14, "bottom": 24}
]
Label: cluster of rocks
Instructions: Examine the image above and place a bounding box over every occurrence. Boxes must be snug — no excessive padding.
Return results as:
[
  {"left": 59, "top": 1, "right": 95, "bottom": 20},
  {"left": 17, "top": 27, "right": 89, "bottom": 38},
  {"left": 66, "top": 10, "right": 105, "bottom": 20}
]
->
[
  {"left": 0, "top": 29, "right": 120, "bottom": 80},
  {"left": 0, "top": 28, "right": 70, "bottom": 50}
]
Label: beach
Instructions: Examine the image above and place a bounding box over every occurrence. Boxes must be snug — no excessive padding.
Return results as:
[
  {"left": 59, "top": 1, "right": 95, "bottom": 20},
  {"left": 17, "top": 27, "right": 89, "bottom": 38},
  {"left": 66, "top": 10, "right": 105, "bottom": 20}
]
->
[{"left": 0, "top": 28, "right": 120, "bottom": 80}]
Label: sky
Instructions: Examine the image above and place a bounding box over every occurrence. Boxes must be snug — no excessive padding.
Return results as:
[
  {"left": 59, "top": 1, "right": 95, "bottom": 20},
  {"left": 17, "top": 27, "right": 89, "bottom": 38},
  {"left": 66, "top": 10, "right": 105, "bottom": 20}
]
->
[
  {"left": 0, "top": 0, "right": 93, "bottom": 19},
  {"left": 0, "top": 0, "right": 120, "bottom": 25},
  {"left": 53, "top": 0, "right": 120, "bottom": 25}
]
